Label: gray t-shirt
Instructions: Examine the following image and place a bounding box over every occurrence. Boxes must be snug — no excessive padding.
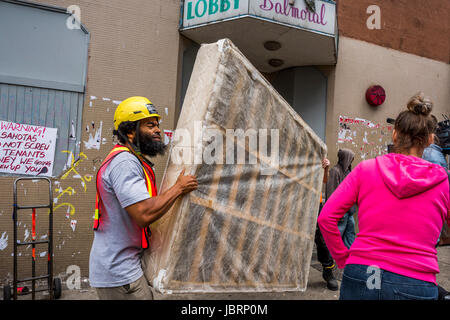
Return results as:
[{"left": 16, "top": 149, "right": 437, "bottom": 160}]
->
[{"left": 89, "top": 151, "right": 151, "bottom": 288}]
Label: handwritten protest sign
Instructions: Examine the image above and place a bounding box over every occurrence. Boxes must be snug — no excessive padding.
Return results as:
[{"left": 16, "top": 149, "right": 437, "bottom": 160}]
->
[{"left": 0, "top": 120, "right": 58, "bottom": 177}]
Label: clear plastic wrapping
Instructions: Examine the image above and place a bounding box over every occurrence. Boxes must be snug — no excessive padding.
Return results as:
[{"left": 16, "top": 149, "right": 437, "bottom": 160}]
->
[{"left": 143, "top": 39, "right": 327, "bottom": 294}]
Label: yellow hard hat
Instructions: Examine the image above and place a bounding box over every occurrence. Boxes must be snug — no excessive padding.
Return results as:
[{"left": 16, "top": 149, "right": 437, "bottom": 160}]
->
[{"left": 113, "top": 96, "right": 161, "bottom": 130}]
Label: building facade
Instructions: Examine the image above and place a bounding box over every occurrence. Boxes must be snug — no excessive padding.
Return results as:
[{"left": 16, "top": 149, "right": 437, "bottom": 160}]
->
[{"left": 0, "top": 0, "right": 448, "bottom": 285}]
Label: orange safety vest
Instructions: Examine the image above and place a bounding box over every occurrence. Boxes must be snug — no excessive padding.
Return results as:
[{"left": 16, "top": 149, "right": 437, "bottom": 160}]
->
[{"left": 93, "top": 144, "right": 157, "bottom": 249}]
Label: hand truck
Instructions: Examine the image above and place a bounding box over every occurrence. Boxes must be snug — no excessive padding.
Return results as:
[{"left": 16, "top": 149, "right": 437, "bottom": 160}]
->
[{"left": 3, "top": 177, "right": 61, "bottom": 300}]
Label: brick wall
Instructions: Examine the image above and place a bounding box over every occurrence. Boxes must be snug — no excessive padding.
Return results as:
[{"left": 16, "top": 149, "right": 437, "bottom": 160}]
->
[{"left": 337, "top": 0, "right": 450, "bottom": 63}]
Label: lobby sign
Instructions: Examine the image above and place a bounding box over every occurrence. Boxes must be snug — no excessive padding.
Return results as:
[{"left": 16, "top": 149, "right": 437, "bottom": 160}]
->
[
  {"left": 0, "top": 120, "right": 58, "bottom": 177},
  {"left": 182, "top": 0, "right": 336, "bottom": 35},
  {"left": 183, "top": 0, "right": 248, "bottom": 28}
]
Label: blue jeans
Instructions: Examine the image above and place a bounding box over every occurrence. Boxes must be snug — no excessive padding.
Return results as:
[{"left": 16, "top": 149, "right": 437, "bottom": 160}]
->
[
  {"left": 339, "top": 264, "right": 438, "bottom": 300},
  {"left": 338, "top": 212, "right": 355, "bottom": 249}
]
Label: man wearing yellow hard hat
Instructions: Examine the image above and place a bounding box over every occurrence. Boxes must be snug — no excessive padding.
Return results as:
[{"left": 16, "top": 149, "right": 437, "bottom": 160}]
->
[{"left": 89, "top": 96, "right": 198, "bottom": 299}]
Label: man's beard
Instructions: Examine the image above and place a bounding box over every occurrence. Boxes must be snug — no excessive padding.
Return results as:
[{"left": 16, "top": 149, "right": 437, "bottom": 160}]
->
[{"left": 133, "top": 130, "right": 166, "bottom": 157}]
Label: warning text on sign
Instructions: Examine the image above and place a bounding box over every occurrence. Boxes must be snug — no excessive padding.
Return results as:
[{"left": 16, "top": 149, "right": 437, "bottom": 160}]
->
[{"left": 0, "top": 121, "right": 58, "bottom": 177}]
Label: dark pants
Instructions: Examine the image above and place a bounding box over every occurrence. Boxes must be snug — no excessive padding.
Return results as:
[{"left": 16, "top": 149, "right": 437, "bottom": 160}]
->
[
  {"left": 315, "top": 203, "right": 334, "bottom": 268},
  {"left": 339, "top": 264, "right": 438, "bottom": 300}
]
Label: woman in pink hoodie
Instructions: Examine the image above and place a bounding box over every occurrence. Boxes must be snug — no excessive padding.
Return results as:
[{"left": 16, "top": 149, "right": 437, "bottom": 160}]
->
[{"left": 318, "top": 93, "right": 450, "bottom": 300}]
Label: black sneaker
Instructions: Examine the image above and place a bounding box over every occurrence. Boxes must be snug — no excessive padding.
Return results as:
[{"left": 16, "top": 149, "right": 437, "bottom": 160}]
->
[
  {"left": 322, "top": 264, "right": 339, "bottom": 291},
  {"left": 438, "top": 285, "right": 449, "bottom": 300}
]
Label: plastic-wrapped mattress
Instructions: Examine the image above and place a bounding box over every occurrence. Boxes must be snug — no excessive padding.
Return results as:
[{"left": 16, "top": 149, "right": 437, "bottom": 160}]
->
[{"left": 143, "top": 39, "right": 327, "bottom": 294}]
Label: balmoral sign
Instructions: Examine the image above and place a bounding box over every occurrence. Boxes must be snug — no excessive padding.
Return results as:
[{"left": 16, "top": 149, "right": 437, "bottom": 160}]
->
[
  {"left": 252, "top": 0, "right": 335, "bottom": 35},
  {"left": 182, "top": 0, "right": 336, "bottom": 36}
]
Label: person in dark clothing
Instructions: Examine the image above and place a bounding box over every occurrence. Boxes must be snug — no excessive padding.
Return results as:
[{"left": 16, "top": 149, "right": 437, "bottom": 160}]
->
[
  {"left": 314, "top": 158, "right": 339, "bottom": 291},
  {"left": 422, "top": 119, "right": 450, "bottom": 300},
  {"left": 423, "top": 136, "right": 450, "bottom": 247},
  {"left": 325, "top": 149, "right": 357, "bottom": 249}
]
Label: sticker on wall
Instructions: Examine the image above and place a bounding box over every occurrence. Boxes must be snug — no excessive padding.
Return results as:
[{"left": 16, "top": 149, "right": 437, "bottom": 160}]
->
[
  {"left": 0, "top": 232, "right": 8, "bottom": 250},
  {"left": 89, "top": 96, "right": 97, "bottom": 108},
  {"left": 83, "top": 121, "right": 103, "bottom": 150},
  {"left": 70, "top": 220, "right": 77, "bottom": 232},
  {"left": 24, "top": 229, "right": 30, "bottom": 242},
  {"left": 164, "top": 130, "right": 173, "bottom": 146}
]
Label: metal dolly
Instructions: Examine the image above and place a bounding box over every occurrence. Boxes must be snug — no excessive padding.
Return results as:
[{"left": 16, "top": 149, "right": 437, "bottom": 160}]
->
[{"left": 3, "top": 177, "right": 61, "bottom": 300}]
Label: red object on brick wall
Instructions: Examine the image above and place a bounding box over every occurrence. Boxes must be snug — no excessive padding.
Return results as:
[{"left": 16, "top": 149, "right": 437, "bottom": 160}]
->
[{"left": 366, "top": 85, "right": 386, "bottom": 106}]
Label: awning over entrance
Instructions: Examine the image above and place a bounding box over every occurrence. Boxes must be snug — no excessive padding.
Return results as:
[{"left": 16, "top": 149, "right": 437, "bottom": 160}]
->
[{"left": 179, "top": 0, "right": 338, "bottom": 72}]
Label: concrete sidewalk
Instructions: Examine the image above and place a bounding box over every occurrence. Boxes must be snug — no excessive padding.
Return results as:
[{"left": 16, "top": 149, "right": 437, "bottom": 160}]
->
[{"left": 55, "top": 245, "right": 450, "bottom": 300}]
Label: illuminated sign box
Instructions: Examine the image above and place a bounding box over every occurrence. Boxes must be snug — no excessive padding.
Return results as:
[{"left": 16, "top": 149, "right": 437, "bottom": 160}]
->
[
  {"left": 182, "top": 0, "right": 336, "bottom": 36},
  {"left": 180, "top": 0, "right": 337, "bottom": 71}
]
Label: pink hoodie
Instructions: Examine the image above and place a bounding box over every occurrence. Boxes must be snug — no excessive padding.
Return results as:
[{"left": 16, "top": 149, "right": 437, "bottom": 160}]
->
[{"left": 318, "top": 153, "right": 450, "bottom": 284}]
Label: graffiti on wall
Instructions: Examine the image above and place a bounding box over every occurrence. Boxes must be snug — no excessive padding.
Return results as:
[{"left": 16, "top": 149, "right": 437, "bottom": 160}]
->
[
  {"left": 337, "top": 115, "right": 393, "bottom": 163},
  {"left": 0, "top": 95, "right": 174, "bottom": 282},
  {"left": 54, "top": 150, "right": 90, "bottom": 231}
]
